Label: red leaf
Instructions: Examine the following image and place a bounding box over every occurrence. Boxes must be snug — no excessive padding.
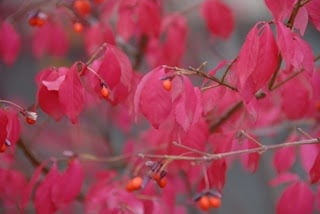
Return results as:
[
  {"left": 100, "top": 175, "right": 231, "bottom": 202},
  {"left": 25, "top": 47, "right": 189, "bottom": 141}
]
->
[
  {"left": 236, "top": 22, "right": 278, "bottom": 102},
  {"left": 173, "top": 77, "right": 203, "bottom": 131},
  {"left": 281, "top": 76, "right": 312, "bottom": 119},
  {"left": 300, "top": 144, "right": 318, "bottom": 173},
  {"left": 276, "top": 181, "right": 314, "bottom": 214},
  {"left": 117, "top": 0, "right": 138, "bottom": 41},
  {"left": 273, "top": 146, "right": 296, "bottom": 174},
  {"left": 34, "top": 162, "right": 60, "bottom": 213},
  {"left": 32, "top": 22, "right": 69, "bottom": 58},
  {"left": 306, "top": 0, "right": 320, "bottom": 31},
  {"left": 0, "top": 21, "right": 21, "bottom": 65},
  {"left": 146, "top": 13, "right": 187, "bottom": 67},
  {"left": 269, "top": 172, "right": 299, "bottom": 187},
  {"left": 207, "top": 159, "right": 227, "bottom": 192},
  {"left": 309, "top": 152, "right": 320, "bottom": 183},
  {"left": 0, "top": 110, "right": 8, "bottom": 148},
  {"left": 98, "top": 45, "right": 134, "bottom": 104},
  {"left": 265, "top": 0, "right": 295, "bottom": 21},
  {"left": 36, "top": 68, "right": 66, "bottom": 120},
  {"left": 137, "top": 0, "right": 161, "bottom": 37},
  {"left": 201, "top": 0, "right": 234, "bottom": 39},
  {"left": 84, "top": 23, "right": 115, "bottom": 55},
  {"left": 51, "top": 159, "right": 83, "bottom": 206},
  {"left": 240, "top": 138, "right": 261, "bottom": 173},
  {"left": 134, "top": 66, "right": 172, "bottom": 128},
  {"left": 276, "top": 21, "right": 314, "bottom": 75},
  {"left": 59, "top": 65, "right": 85, "bottom": 123}
]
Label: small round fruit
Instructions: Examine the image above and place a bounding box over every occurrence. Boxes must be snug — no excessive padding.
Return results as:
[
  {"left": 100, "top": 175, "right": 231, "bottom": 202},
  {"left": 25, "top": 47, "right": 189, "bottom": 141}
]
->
[
  {"left": 100, "top": 86, "right": 110, "bottom": 98},
  {"left": 157, "top": 177, "right": 167, "bottom": 188},
  {"left": 73, "top": 0, "right": 91, "bottom": 16},
  {"left": 0, "top": 143, "right": 7, "bottom": 153},
  {"left": 131, "top": 176, "right": 143, "bottom": 190},
  {"left": 73, "top": 22, "right": 83, "bottom": 33},
  {"left": 162, "top": 79, "right": 172, "bottom": 91},
  {"left": 209, "top": 196, "right": 221, "bottom": 208},
  {"left": 198, "top": 196, "right": 210, "bottom": 211},
  {"left": 26, "top": 117, "right": 36, "bottom": 125}
]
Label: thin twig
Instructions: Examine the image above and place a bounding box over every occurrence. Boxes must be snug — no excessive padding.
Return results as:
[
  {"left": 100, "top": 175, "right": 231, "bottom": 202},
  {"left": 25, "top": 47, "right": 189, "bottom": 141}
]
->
[{"left": 138, "top": 138, "right": 320, "bottom": 162}]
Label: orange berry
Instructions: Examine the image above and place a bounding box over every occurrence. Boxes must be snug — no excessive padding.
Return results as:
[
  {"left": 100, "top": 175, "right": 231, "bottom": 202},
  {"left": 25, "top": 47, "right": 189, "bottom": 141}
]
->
[
  {"left": 36, "top": 18, "right": 46, "bottom": 27},
  {"left": 198, "top": 196, "right": 210, "bottom": 211},
  {"left": 153, "top": 173, "right": 161, "bottom": 182},
  {"left": 126, "top": 176, "right": 143, "bottom": 192},
  {"left": 100, "top": 86, "right": 110, "bottom": 98},
  {"left": 0, "top": 143, "right": 7, "bottom": 153},
  {"left": 73, "top": 0, "right": 91, "bottom": 16},
  {"left": 162, "top": 79, "right": 172, "bottom": 91},
  {"left": 73, "top": 22, "right": 84, "bottom": 33},
  {"left": 29, "top": 17, "right": 38, "bottom": 26},
  {"left": 26, "top": 117, "right": 36, "bottom": 125},
  {"left": 209, "top": 196, "right": 221, "bottom": 208},
  {"left": 131, "top": 176, "right": 143, "bottom": 189},
  {"left": 157, "top": 177, "right": 167, "bottom": 188}
]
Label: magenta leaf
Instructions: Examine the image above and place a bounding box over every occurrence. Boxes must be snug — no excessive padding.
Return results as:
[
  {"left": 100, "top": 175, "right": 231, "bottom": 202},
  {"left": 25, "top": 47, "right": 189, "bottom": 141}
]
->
[
  {"left": 276, "top": 21, "right": 314, "bottom": 75},
  {"left": 306, "top": 0, "right": 320, "bottom": 31},
  {"left": 134, "top": 66, "right": 173, "bottom": 128},
  {"left": 276, "top": 181, "right": 314, "bottom": 214},
  {"left": 273, "top": 146, "right": 296, "bottom": 174},
  {"left": 51, "top": 159, "right": 83, "bottom": 207},
  {"left": 265, "top": 0, "right": 296, "bottom": 21},
  {"left": 0, "top": 110, "right": 8, "bottom": 148},
  {"left": 0, "top": 21, "right": 21, "bottom": 65},
  {"left": 240, "top": 138, "right": 261, "bottom": 173},
  {"left": 269, "top": 172, "right": 299, "bottom": 187},
  {"left": 58, "top": 64, "right": 85, "bottom": 123},
  {"left": 309, "top": 152, "right": 320, "bottom": 184},
  {"left": 201, "top": 0, "right": 234, "bottom": 39},
  {"left": 236, "top": 22, "right": 278, "bottom": 102},
  {"left": 207, "top": 159, "right": 227, "bottom": 192}
]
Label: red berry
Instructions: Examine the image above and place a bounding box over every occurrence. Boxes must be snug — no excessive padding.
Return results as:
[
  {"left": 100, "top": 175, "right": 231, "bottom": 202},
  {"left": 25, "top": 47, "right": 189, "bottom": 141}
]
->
[
  {"left": 162, "top": 79, "right": 172, "bottom": 91},
  {"left": 126, "top": 176, "right": 143, "bottom": 192},
  {"left": 198, "top": 196, "right": 210, "bottom": 211},
  {"left": 209, "top": 196, "right": 221, "bottom": 208},
  {"left": 26, "top": 117, "right": 36, "bottom": 125},
  {"left": 73, "top": 0, "right": 91, "bottom": 16},
  {"left": 29, "top": 17, "right": 38, "bottom": 26},
  {"left": 157, "top": 177, "right": 167, "bottom": 188},
  {"left": 73, "top": 22, "right": 84, "bottom": 33},
  {"left": 100, "top": 85, "right": 110, "bottom": 98},
  {"left": 0, "top": 143, "right": 7, "bottom": 153}
]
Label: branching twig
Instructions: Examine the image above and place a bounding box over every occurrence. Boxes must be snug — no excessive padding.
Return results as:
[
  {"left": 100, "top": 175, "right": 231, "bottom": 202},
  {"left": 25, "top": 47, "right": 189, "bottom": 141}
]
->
[{"left": 138, "top": 137, "right": 320, "bottom": 162}]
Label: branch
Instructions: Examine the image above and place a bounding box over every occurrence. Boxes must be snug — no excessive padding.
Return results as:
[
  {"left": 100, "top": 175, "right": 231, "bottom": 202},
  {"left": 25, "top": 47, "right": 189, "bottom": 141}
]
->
[
  {"left": 209, "top": 101, "right": 243, "bottom": 132},
  {"left": 286, "top": 0, "right": 311, "bottom": 29},
  {"left": 17, "top": 139, "right": 49, "bottom": 173},
  {"left": 138, "top": 137, "right": 320, "bottom": 162}
]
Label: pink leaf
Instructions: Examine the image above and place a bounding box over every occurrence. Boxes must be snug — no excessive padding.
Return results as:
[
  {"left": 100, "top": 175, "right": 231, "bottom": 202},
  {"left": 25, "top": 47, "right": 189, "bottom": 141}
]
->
[
  {"left": 269, "top": 172, "right": 299, "bottom": 187},
  {"left": 42, "top": 75, "right": 66, "bottom": 91},
  {"left": 240, "top": 138, "right": 261, "bottom": 173},
  {"left": 51, "top": 159, "right": 83, "bottom": 207},
  {"left": 34, "top": 162, "right": 60, "bottom": 214},
  {"left": 59, "top": 65, "right": 85, "bottom": 123},
  {"left": 281, "top": 76, "right": 312, "bottom": 119},
  {"left": 273, "top": 146, "right": 296, "bottom": 174},
  {"left": 300, "top": 144, "right": 318, "bottom": 173},
  {"left": 0, "top": 110, "right": 8, "bottom": 148},
  {"left": 276, "top": 21, "right": 314, "bottom": 75},
  {"left": 306, "top": 0, "right": 320, "bottom": 31},
  {"left": 265, "top": 0, "right": 295, "bottom": 21},
  {"left": 5, "top": 110, "right": 20, "bottom": 145},
  {"left": 0, "top": 21, "right": 21, "bottom": 65},
  {"left": 236, "top": 22, "right": 279, "bottom": 101},
  {"left": 309, "top": 152, "right": 320, "bottom": 184},
  {"left": 201, "top": 0, "right": 234, "bottom": 39},
  {"left": 134, "top": 66, "right": 172, "bottom": 128},
  {"left": 84, "top": 23, "right": 115, "bottom": 55},
  {"left": 32, "top": 22, "right": 69, "bottom": 58},
  {"left": 137, "top": 0, "right": 161, "bottom": 37},
  {"left": 276, "top": 181, "right": 314, "bottom": 214},
  {"left": 207, "top": 159, "right": 227, "bottom": 192}
]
